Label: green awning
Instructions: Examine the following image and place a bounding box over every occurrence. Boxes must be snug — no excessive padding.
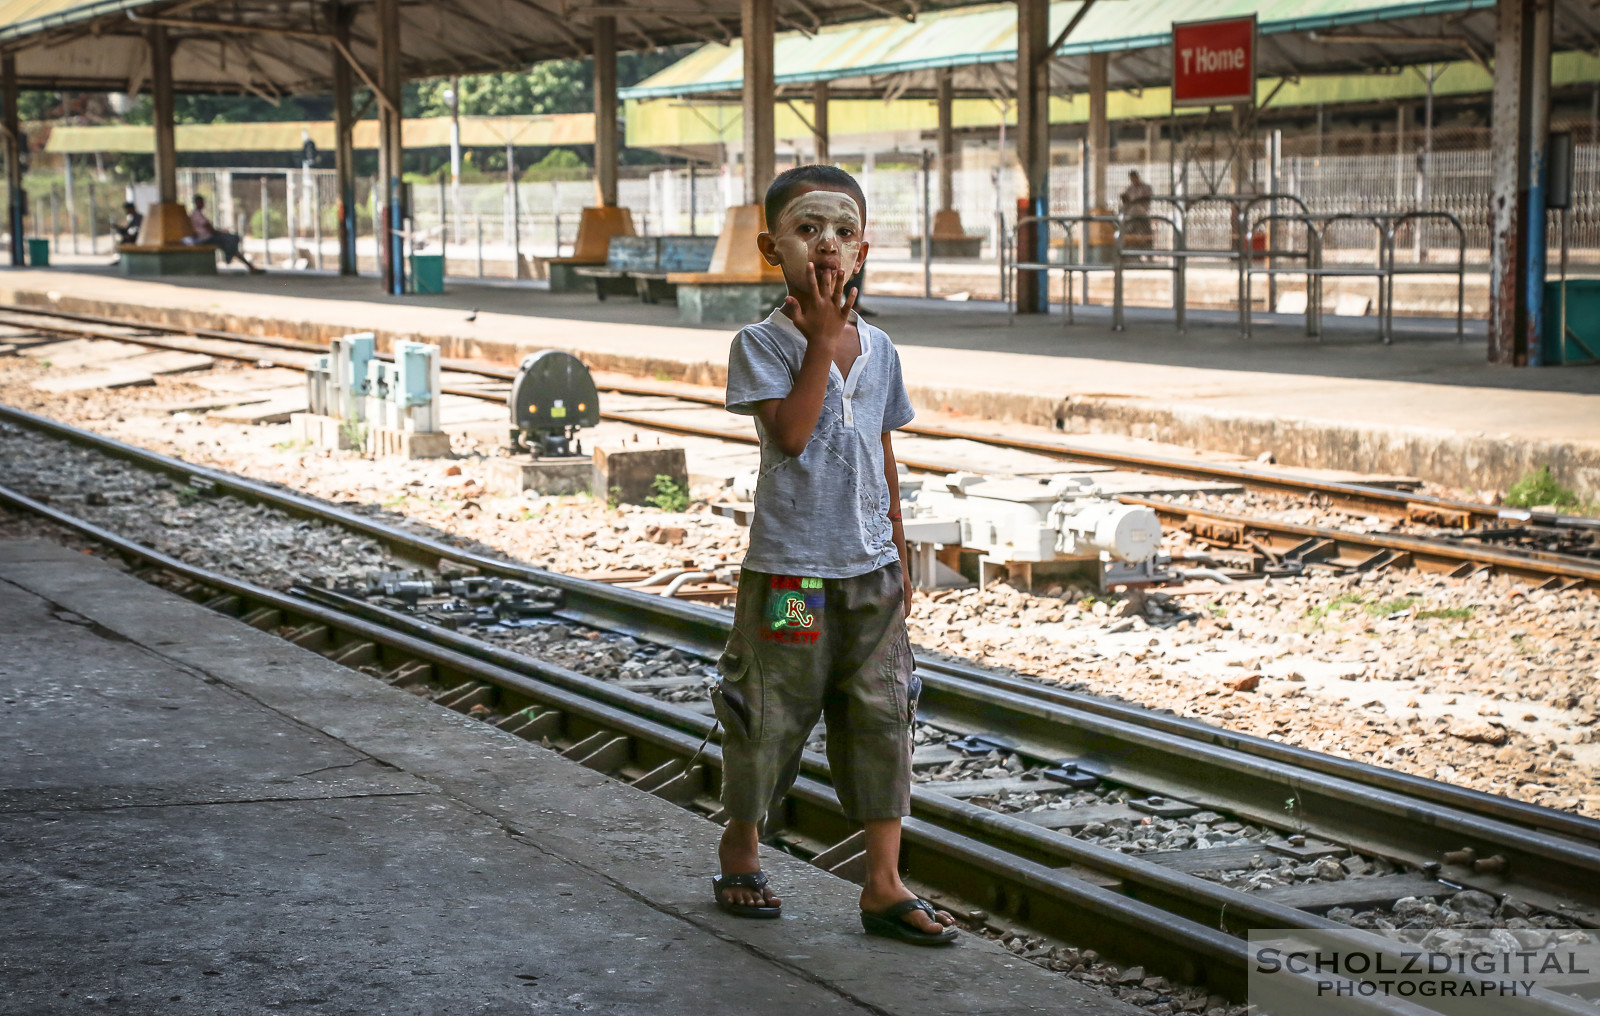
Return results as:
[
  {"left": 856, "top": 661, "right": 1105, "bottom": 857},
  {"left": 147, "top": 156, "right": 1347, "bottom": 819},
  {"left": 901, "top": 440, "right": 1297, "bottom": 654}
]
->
[{"left": 620, "top": 0, "right": 1550, "bottom": 101}]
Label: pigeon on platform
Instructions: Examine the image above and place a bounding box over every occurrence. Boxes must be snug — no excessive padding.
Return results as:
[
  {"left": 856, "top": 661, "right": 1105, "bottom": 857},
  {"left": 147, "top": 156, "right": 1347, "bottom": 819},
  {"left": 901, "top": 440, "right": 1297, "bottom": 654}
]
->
[{"left": 465, "top": 308, "right": 478, "bottom": 322}]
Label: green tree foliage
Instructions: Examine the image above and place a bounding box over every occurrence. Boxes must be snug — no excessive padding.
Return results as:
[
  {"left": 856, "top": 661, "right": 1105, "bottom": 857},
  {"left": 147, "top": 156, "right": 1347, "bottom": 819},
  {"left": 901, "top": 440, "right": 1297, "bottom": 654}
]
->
[
  {"left": 520, "top": 149, "right": 588, "bottom": 181},
  {"left": 413, "top": 48, "right": 690, "bottom": 119},
  {"left": 123, "top": 93, "right": 326, "bottom": 125}
]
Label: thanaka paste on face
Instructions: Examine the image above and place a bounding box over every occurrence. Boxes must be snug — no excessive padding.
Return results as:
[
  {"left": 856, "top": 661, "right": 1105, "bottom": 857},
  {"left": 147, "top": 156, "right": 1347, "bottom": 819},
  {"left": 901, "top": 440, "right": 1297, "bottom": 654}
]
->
[{"left": 771, "top": 190, "right": 863, "bottom": 283}]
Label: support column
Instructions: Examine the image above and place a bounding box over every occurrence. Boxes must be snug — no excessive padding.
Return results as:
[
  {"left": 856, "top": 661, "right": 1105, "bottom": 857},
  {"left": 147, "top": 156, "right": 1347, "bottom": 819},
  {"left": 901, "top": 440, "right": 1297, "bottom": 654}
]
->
[
  {"left": 937, "top": 68, "right": 955, "bottom": 212},
  {"left": 150, "top": 27, "right": 176, "bottom": 207},
  {"left": 1087, "top": 52, "right": 1109, "bottom": 212},
  {"left": 1015, "top": 0, "right": 1050, "bottom": 313},
  {"left": 1489, "top": 0, "right": 1550, "bottom": 366},
  {"left": 742, "top": 0, "right": 775, "bottom": 204},
  {"left": 1231, "top": 102, "right": 1249, "bottom": 194},
  {"left": 1, "top": 55, "right": 21, "bottom": 265},
  {"left": 932, "top": 67, "right": 965, "bottom": 247},
  {"left": 593, "top": 15, "right": 619, "bottom": 207},
  {"left": 812, "top": 81, "right": 829, "bottom": 164},
  {"left": 331, "top": 1, "right": 357, "bottom": 276},
  {"left": 134, "top": 25, "right": 190, "bottom": 249},
  {"left": 375, "top": 0, "right": 405, "bottom": 294}
]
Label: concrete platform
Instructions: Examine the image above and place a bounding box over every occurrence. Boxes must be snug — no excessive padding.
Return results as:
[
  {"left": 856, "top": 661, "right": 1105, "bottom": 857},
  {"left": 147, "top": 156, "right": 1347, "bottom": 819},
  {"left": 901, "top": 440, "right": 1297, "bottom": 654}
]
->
[
  {"left": 3, "top": 266, "right": 1597, "bottom": 499},
  {"left": 0, "top": 539, "right": 1132, "bottom": 1016}
]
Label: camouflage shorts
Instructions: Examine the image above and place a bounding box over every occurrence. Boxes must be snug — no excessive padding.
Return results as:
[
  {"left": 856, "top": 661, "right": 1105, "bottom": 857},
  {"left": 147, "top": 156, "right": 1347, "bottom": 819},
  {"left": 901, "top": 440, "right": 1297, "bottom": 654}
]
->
[{"left": 712, "top": 561, "right": 918, "bottom": 826}]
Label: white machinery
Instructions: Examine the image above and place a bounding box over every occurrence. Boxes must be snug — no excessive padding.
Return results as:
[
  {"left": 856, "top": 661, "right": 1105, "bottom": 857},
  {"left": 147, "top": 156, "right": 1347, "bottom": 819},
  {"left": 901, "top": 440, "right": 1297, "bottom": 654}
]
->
[
  {"left": 903, "top": 472, "right": 1167, "bottom": 590},
  {"left": 725, "top": 469, "right": 1169, "bottom": 591},
  {"left": 304, "top": 332, "right": 441, "bottom": 435},
  {"left": 364, "top": 340, "right": 442, "bottom": 434}
]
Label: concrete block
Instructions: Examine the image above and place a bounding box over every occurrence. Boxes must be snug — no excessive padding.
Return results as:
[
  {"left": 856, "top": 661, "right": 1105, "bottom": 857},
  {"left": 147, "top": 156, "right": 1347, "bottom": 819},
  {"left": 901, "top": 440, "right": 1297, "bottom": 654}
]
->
[
  {"left": 547, "top": 261, "right": 601, "bottom": 293},
  {"left": 370, "top": 427, "right": 451, "bottom": 459},
  {"left": 485, "top": 456, "right": 591, "bottom": 496},
  {"left": 205, "top": 394, "right": 307, "bottom": 425},
  {"left": 117, "top": 246, "right": 218, "bottom": 276},
  {"left": 593, "top": 444, "right": 688, "bottom": 505},
  {"left": 676, "top": 282, "right": 788, "bottom": 325},
  {"left": 31, "top": 366, "right": 154, "bottom": 392},
  {"left": 290, "top": 411, "right": 361, "bottom": 449}
]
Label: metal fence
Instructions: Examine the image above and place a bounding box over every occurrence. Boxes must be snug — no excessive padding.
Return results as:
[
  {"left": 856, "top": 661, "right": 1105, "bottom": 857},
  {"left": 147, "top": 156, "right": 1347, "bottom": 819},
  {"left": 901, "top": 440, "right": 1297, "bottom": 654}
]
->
[{"left": 5, "top": 123, "right": 1599, "bottom": 283}]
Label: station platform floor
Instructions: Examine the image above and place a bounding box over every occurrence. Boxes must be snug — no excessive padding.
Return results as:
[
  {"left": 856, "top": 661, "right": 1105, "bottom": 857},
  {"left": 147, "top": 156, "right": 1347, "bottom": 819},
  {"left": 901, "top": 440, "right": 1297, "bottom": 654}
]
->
[
  {"left": 0, "top": 538, "right": 1133, "bottom": 1015},
  {"left": 3, "top": 264, "right": 1597, "bottom": 498}
]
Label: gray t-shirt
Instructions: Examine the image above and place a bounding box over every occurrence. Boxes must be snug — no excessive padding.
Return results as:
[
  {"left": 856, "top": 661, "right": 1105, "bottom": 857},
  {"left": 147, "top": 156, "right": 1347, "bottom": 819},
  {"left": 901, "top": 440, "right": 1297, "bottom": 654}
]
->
[{"left": 725, "top": 309, "right": 916, "bottom": 578}]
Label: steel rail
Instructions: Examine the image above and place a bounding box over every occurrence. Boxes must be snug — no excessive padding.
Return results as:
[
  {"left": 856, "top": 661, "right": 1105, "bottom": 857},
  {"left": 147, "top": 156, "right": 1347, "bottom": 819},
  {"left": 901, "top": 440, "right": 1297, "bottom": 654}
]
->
[
  {"left": 1, "top": 481, "right": 1582, "bottom": 1016},
  {"left": 4, "top": 401, "right": 1598, "bottom": 862},
  {"left": 5, "top": 482, "right": 1591, "bottom": 1016},
  {"left": 0, "top": 481, "right": 1263, "bottom": 1000},
  {"left": 1129, "top": 496, "right": 1600, "bottom": 588},
  {"left": 2, "top": 300, "right": 1593, "bottom": 533}
]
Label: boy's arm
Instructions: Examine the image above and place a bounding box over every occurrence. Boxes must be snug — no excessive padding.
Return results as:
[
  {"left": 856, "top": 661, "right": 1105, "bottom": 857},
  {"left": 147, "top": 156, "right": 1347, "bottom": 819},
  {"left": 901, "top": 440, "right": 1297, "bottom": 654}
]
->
[
  {"left": 883, "top": 432, "right": 913, "bottom": 617},
  {"left": 752, "top": 266, "right": 858, "bottom": 457}
]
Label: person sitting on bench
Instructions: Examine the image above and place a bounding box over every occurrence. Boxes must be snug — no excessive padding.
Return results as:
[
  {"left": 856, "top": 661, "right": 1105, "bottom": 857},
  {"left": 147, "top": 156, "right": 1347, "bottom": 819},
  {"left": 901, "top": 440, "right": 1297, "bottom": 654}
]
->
[
  {"left": 189, "top": 195, "right": 264, "bottom": 274},
  {"left": 111, "top": 202, "right": 143, "bottom": 247}
]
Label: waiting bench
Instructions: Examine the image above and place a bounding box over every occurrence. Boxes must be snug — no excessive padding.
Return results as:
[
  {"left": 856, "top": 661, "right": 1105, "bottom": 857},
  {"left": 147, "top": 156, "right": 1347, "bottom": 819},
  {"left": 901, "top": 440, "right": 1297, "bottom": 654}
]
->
[
  {"left": 116, "top": 243, "right": 218, "bottom": 276},
  {"left": 574, "top": 235, "right": 719, "bottom": 304}
]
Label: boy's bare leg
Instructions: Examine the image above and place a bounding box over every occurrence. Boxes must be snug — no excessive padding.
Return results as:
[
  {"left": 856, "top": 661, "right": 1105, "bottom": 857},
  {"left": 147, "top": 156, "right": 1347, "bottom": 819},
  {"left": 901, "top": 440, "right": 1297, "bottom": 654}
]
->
[
  {"left": 717, "top": 819, "right": 781, "bottom": 908},
  {"left": 859, "top": 818, "right": 955, "bottom": 931}
]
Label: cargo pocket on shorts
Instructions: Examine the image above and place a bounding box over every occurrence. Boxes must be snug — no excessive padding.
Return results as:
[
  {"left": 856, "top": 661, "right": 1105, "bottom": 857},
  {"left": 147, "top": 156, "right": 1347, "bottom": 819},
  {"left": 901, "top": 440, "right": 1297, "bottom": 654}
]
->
[
  {"left": 882, "top": 627, "right": 918, "bottom": 726},
  {"left": 711, "top": 631, "right": 763, "bottom": 741}
]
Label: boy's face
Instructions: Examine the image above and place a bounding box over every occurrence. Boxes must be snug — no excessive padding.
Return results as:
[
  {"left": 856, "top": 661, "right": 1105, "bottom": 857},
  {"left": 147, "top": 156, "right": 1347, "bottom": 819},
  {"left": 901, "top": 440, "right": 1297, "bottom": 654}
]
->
[{"left": 759, "top": 185, "right": 869, "bottom": 291}]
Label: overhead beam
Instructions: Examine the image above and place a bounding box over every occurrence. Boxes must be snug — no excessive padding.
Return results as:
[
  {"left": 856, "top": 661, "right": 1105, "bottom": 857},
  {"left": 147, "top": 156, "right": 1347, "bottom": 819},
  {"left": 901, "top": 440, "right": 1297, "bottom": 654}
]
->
[
  {"left": 1049, "top": 0, "right": 1097, "bottom": 54},
  {"left": 125, "top": 12, "right": 401, "bottom": 119}
]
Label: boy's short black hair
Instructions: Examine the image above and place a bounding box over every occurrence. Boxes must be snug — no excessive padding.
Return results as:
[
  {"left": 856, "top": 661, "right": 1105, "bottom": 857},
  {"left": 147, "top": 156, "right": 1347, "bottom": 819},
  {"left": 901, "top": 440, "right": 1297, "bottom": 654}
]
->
[{"left": 764, "top": 164, "right": 867, "bottom": 229}]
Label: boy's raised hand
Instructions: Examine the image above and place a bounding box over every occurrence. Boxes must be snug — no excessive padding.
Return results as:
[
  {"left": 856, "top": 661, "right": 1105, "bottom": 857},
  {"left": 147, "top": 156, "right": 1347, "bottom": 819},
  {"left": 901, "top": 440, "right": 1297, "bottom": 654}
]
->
[{"left": 782, "top": 262, "right": 858, "bottom": 346}]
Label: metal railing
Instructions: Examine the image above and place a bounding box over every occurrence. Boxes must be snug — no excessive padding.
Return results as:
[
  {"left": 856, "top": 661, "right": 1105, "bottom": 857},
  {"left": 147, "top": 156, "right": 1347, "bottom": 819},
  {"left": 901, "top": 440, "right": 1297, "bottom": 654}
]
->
[{"left": 1240, "top": 209, "right": 1467, "bottom": 343}]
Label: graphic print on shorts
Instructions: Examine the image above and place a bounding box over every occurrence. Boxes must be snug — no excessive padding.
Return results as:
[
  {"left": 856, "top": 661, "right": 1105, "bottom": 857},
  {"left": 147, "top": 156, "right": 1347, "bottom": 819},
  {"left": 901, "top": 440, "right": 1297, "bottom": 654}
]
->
[{"left": 764, "top": 575, "right": 823, "bottom": 644}]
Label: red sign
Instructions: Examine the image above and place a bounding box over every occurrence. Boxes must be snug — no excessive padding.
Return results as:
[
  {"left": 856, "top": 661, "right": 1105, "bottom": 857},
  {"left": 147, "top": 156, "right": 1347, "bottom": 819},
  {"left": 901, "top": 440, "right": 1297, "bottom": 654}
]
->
[{"left": 1172, "top": 15, "right": 1256, "bottom": 107}]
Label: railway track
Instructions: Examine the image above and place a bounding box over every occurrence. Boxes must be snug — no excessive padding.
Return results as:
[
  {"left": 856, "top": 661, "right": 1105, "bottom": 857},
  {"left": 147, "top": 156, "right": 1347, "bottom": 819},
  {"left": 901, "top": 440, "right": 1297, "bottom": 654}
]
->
[
  {"left": 1, "top": 301, "right": 1595, "bottom": 591},
  {"left": 1, "top": 405, "right": 1597, "bottom": 1014}
]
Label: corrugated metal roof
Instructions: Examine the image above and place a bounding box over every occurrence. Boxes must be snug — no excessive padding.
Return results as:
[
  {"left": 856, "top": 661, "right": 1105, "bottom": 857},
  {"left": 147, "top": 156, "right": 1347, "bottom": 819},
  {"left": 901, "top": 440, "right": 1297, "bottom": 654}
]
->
[
  {"left": 624, "top": 47, "right": 1600, "bottom": 148},
  {"left": 0, "top": 0, "right": 1005, "bottom": 93},
  {"left": 620, "top": 0, "right": 1514, "bottom": 100},
  {"left": 43, "top": 113, "right": 595, "bottom": 154}
]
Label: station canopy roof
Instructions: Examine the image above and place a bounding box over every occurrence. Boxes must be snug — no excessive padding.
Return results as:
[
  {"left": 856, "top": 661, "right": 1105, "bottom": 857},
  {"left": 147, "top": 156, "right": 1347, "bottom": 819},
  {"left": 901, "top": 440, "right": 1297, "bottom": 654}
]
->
[
  {"left": 621, "top": 0, "right": 1600, "bottom": 101},
  {"left": 0, "top": 0, "right": 1001, "bottom": 95}
]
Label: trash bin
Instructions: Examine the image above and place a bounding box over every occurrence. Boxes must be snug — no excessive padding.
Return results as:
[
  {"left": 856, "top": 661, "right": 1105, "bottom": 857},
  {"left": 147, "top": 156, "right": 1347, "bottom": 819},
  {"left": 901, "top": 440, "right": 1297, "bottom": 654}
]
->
[
  {"left": 26, "top": 238, "right": 48, "bottom": 267},
  {"left": 1544, "top": 279, "right": 1600, "bottom": 365},
  {"left": 408, "top": 252, "right": 444, "bottom": 294}
]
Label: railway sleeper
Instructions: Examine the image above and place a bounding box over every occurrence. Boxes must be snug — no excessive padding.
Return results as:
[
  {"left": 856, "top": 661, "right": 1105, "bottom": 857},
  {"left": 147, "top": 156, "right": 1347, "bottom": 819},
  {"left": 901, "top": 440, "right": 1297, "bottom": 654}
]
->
[
  {"left": 325, "top": 639, "right": 378, "bottom": 667},
  {"left": 383, "top": 660, "right": 434, "bottom": 687},
  {"left": 239, "top": 606, "right": 284, "bottom": 630}
]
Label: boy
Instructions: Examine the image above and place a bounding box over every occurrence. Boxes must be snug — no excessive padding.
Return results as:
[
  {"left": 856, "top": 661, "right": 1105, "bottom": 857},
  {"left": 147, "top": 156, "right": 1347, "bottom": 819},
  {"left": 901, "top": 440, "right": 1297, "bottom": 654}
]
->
[{"left": 710, "top": 165, "right": 957, "bottom": 946}]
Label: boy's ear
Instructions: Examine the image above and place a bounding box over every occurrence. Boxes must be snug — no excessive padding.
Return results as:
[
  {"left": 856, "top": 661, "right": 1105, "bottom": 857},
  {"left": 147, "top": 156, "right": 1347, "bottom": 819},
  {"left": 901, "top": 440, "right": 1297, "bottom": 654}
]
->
[{"left": 756, "top": 231, "right": 781, "bottom": 268}]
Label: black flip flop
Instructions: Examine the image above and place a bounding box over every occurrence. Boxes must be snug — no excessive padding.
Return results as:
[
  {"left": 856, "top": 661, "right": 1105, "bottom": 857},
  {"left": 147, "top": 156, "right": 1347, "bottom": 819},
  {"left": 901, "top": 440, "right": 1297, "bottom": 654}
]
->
[
  {"left": 861, "top": 898, "right": 959, "bottom": 945},
  {"left": 712, "top": 871, "right": 782, "bottom": 918}
]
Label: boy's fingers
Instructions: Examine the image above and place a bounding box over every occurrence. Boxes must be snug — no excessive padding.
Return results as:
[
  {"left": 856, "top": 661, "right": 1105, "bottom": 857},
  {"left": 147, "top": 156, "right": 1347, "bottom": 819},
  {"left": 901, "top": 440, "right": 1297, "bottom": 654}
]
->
[
  {"left": 782, "top": 295, "right": 799, "bottom": 314},
  {"left": 843, "top": 286, "right": 860, "bottom": 318}
]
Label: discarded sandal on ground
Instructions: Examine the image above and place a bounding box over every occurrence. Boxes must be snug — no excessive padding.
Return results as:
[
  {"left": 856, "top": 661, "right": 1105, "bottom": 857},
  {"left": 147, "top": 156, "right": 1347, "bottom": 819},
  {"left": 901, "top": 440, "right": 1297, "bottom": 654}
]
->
[
  {"left": 860, "top": 898, "right": 958, "bottom": 945},
  {"left": 712, "top": 871, "right": 782, "bottom": 918}
]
